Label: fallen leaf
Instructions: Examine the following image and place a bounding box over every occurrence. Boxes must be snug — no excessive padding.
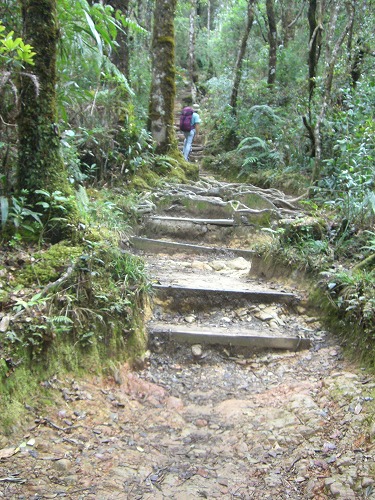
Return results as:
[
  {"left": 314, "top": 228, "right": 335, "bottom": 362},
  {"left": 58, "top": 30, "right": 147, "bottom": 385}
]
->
[{"left": 0, "top": 447, "right": 19, "bottom": 460}]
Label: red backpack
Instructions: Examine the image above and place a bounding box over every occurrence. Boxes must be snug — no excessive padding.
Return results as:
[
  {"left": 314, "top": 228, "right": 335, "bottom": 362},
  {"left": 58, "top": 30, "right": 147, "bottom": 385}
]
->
[{"left": 179, "top": 107, "right": 194, "bottom": 132}]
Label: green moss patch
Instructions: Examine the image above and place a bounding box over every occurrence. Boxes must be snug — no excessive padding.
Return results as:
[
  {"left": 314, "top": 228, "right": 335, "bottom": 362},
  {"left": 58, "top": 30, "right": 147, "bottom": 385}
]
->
[{"left": 17, "top": 242, "right": 83, "bottom": 287}]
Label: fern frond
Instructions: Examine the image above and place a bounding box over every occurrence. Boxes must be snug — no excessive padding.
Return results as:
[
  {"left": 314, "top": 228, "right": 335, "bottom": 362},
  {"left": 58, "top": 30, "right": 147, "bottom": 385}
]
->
[
  {"left": 249, "top": 104, "right": 283, "bottom": 123},
  {"left": 50, "top": 315, "right": 74, "bottom": 325},
  {"left": 237, "top": 136, "right": 268, "bottom": 152}
]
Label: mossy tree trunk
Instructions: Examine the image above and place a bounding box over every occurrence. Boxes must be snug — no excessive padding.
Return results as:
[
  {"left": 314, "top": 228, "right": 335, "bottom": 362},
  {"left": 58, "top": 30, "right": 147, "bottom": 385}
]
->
[
  {"left": 17, "top": 0, "right": 78, "bottom": 236},
  {"left": 188, "top": 0, "right": 198, "bottom": 103},
  {"left": 266, "top": 0, "right": 277, "bottom": 86},
  {"left": 148, "top": 0, "right": 177, "bottom": 155},
  {"left": 109, "top": 0, "right": 130, "bottom": 82}
]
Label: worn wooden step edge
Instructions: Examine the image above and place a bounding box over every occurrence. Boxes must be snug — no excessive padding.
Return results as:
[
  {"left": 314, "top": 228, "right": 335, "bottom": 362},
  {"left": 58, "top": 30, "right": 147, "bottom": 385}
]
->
[
  {"left": 130, "top": 236, "right": 256, "bottom": 259},
  {"left": 149, "top": 215, "right": 235, "bottom": 226},
  {"left": 153, "top": 284, "right": 298, "bottom": 304},
  {"left": 148, "top": 323, "right": 311, "bottom": 350}
]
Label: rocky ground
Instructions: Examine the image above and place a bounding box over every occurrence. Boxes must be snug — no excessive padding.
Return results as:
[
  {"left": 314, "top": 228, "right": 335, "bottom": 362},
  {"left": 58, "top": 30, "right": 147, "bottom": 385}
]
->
[{"left": 0, "top": 332, "right": 374, "bottom": 499}]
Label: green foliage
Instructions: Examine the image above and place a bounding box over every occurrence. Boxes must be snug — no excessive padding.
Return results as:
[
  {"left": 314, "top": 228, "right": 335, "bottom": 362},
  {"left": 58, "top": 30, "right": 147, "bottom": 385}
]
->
[
  {"left": 87, "top": 194, "right": 131, "bottom": 239},
  {"left": 362, "top": 231, "right": 375, "bottom": 252},
  {"left": 0, "top": 22, "right": 36, "bottom": 67},
  {"left": 0, "top": 191, "right": 42, "bottom": 245},
  {"left": 316, "top": 82, "right": 375, "bottom": 227},
  {"left": 237, "top": 136, "right": 284, "bottom": 176},
  {"left": 0, "top": 189, "right": 82, "bottom": 246},
  {"left": 321, "top": 268, "right": 375, "bottom": 357},
  {"left": 57, "top": 0, "right": 134, "bottom": 92}
]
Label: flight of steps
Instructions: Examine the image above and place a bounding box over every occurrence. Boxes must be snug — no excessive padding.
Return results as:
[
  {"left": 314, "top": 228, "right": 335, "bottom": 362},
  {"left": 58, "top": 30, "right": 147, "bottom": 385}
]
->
[{"left": 130, "top": 179, "right": 314, "bottom": 355}]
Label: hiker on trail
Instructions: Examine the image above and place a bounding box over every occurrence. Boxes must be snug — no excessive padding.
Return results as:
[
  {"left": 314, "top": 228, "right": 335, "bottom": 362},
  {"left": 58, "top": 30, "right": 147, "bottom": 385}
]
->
[{"left": 180, "top": 103, "right": 201, "bottom": 161}]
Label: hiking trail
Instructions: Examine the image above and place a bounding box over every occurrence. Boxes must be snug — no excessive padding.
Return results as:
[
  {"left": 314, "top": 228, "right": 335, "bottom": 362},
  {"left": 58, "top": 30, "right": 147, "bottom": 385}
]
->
[{"left": 0, "top": 95, "right": 374, "bottom": 499}]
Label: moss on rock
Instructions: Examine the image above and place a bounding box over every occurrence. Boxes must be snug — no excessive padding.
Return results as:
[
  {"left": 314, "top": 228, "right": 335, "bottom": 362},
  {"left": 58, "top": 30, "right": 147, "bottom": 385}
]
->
[{"left": 17, "top": 242, "right": 83, "bottom": 287}]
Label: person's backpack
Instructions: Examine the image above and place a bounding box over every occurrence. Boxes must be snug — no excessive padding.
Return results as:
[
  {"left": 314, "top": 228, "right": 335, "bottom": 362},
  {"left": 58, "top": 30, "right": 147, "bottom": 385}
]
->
[{"left": 179, "top": 107, "right": 194, "bottom": 132}]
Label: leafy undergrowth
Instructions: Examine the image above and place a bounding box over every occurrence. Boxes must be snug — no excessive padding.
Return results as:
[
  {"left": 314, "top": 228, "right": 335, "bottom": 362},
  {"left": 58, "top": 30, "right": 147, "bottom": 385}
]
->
[
  {"left": 0, "top": 189, "right": 155, "bottom": 433},
  {"left": 253, "top": 219, "right": 375, "bottom": 370}
]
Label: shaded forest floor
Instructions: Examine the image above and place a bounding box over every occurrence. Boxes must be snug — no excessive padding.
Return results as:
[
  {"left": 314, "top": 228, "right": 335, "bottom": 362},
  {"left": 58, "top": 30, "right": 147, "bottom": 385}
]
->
[{"left": 0, "top": 334, "right": 374, "bottom": 499}]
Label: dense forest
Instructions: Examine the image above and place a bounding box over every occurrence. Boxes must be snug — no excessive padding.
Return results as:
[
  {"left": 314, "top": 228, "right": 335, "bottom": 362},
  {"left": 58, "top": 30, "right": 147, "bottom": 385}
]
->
[{"left": 0, "top": 0, "right": 374, "bottom": 428}]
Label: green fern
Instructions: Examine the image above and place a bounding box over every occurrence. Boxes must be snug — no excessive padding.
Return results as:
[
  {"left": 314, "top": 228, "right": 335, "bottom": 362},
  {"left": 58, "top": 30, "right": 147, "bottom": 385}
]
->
[
  {"left": 237, "top": 136, "right": 283, "bottom": 176},
  {"left": 249, "top": 105, "right": 283, "bottom": 125}
]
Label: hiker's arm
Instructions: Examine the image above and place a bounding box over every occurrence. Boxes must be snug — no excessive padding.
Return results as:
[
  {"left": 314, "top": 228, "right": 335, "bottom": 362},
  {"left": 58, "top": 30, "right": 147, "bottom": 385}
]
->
[{"left": 195, "top": 124, "right": 199, "bottom": 136}]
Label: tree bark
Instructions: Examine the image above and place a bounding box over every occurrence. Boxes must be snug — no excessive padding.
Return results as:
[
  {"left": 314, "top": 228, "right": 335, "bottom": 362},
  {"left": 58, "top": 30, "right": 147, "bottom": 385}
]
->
[
  {"left": 108, "top": 0, "right": 131, "bottom": 81},
  {"left": 303, "top": 0, "right": 322, "bottom": 159},
  {"left": 280, "top": 0, "right": 305, "bottom": 47},
  {"left": 229, "top": 0, "right": 256, "bottom": 114},
  {"left": 148, "top": 0, "right": 177, "bottom": 154},
  {"left": 266, "top": 0, "right": 277, "bottom": 86},
  {"left": 307, "top": 0, "right": 323, "bottom": 106},
  {"left": 189, "top": 0, "right": 198, "bottom": 102},
  {"left": 16, "top": 0, "right": 77, "bottom": 236},
  {"left": 312, "top": 1, "right": 356, "bottom": 183}
]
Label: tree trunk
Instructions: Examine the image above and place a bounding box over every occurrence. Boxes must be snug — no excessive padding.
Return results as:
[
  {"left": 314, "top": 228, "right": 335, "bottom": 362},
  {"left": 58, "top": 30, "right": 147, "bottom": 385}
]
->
[
  {"left": 312, "top": 1, "right": 356, "bottom": 183},
  {"left": 302, "top": 0, "right": 322, "bottom": 159},
  {"left": 280, "top": 0, "right": 293, "bottom": 47},
  {"left": 108, "top": 0, "right": 131, "bottom": 81},
  {"left": 189, "top": 0, "right": 197, "bottom": 102},
  {"left": 266, "top": 0, "right": 277, "bottom": 85},
  {"left": 307, "top": 0, "right": 323, "bottom": 107},
  {"left": 17, "top": 0, "right": 77, "bottom": 236},
  {"left": 229, "top": 0, "right": 256, "bottom": 114},
  {"left": 350, "top": 41, "right": 365, "bottom": 87},
  {"left": 280, "top": 0, "right": 305, "bottom": 47},
  {"left": 148, "top": 0, "right": 177, "bottom": 154}
]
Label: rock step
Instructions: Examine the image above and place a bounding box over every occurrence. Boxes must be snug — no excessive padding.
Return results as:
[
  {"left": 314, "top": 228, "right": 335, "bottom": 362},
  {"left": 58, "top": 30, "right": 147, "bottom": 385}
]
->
[
  {"left": 148, "top": 323, "right": 311, "bottom": 350},
  {"left": 130, "top": 236, "right": 256, "bottom": 259},
  {"left": 142, "top": 253, "right": 262, "bottom": 289},
  {"left": 150, "top": 215, "right": 235, "bottom": 226},
  {"left": 139, "top": 216, "right": 256, "bottom": 245},
  {"left": 153, "top": 284, "right": 298, "bottom": 310}
]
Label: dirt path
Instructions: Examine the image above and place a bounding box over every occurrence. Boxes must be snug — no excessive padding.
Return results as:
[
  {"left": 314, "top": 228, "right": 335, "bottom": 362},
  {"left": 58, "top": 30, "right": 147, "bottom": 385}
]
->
[
  {"left": 0, "top": 338, "right": 374, "bottom": 499},
  {"left": 1, "top": 167, "right": 374, "bottom": 498}
]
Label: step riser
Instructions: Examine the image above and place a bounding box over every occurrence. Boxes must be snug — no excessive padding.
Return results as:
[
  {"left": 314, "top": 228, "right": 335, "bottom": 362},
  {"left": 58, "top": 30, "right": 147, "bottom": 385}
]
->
[
  {"left": 154, "top": 285, "right": 297, "bottom": 311},
  {"left": 131, "top": 236, "right": 256, "bottom": 259},
  {"left": 149, "top": 329, "right": 310, "bottom": 351},
  {"left": 140, "top": 220, "right": 253, "bottom": 244}
]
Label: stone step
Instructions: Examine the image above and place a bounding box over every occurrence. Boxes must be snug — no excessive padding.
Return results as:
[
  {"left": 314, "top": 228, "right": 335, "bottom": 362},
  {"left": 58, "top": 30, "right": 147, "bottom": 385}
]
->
[
  {"left": 150, "top": 215, "right": 235, "bottom": 226},
  {"left": 139, "top": 216, "right": 256, "bottom": 245},
  {"left": 130, "top": 236, "right": 256, "bottom": 259},
  {"left": 148, "top": 323, "right": 311, "bottom": 351},
  {"left": 153, "top": 284, "right": 298, "bottom": 311}
]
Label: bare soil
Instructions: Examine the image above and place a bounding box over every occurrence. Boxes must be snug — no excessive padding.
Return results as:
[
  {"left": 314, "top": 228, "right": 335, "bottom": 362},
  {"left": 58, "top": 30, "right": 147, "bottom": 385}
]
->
[{"left": 0, "top": 331, "right": 374, "bottom": 499}]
